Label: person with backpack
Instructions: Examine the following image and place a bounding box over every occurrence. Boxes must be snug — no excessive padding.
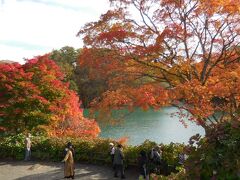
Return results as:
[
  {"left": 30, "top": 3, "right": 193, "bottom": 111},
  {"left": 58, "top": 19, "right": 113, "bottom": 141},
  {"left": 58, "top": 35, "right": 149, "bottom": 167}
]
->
[
  {"left": 152, "top": 147, "right": 161, "bottom": 164},
  {"left": 63, "top": 142, "right": 75, "bottom": 158},
  {"left": 62, "top": 142, "right": 75, "bottom": 179},
  {"left": 150, "top": 146, "right": 162, "bottom": 175}
]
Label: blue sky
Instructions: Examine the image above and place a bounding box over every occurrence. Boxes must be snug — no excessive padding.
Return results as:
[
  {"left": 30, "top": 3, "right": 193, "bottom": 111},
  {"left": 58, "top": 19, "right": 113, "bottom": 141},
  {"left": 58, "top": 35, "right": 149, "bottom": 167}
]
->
[{"left": 0, "top": 0, "right": 109, "bottom": 64}]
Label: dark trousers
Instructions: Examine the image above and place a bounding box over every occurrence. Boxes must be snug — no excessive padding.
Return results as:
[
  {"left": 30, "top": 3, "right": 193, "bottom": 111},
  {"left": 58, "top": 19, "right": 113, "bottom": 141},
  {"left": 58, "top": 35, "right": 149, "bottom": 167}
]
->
[
  {"left": 111, "top": 154, "right": 114, "bottom": 164},
  {"left": 24, "top": 149, "right": 31, "bottom": 161},
  {"left": 111, "top": 155, "right": 115, "bottom": 169},
  {"left": 114, "top": 164, "right": 125, "bottom": 178},
  {"left": 140, "top": 164, "right": 147, "bottom": 178}
]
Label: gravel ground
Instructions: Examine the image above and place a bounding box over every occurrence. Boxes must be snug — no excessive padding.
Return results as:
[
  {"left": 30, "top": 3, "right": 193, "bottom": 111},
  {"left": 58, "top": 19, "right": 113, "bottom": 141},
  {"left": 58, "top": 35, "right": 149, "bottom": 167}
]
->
[{"left": 0, "top": 161, "right": 138, "bottom": 180}]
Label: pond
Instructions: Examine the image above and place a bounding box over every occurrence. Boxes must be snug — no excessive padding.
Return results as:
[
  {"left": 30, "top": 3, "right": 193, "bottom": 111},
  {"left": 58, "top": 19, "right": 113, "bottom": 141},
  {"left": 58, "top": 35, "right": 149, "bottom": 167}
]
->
[{"left": 85, "top": 107, "right": 205, "bottom": 146}]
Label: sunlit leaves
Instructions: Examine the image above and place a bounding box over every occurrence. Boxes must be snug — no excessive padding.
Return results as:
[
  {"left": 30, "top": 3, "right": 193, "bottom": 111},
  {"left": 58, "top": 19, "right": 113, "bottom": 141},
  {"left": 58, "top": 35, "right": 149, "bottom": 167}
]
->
[
  {"left": 78, "top": 0, "right": 240, "bottom": 128},
  {"left": 0, "top": 56, "right": 100, "bottom": 138}
]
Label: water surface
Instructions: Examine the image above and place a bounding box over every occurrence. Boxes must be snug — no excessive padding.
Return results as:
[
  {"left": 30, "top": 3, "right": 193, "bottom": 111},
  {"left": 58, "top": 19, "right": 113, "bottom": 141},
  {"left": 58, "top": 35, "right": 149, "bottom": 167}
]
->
[{"left": 86, "top": 107, "right": 205, "bottom": 145}]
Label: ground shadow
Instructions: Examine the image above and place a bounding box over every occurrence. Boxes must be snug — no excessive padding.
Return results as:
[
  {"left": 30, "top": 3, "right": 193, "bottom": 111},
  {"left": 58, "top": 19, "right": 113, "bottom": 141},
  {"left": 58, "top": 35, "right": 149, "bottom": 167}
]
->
[
  {"left": 1, "top": 161, "right": 139, "bottom": 180},
  {"left": 15, "top": 168, "right": 63, "bottom": 180}
]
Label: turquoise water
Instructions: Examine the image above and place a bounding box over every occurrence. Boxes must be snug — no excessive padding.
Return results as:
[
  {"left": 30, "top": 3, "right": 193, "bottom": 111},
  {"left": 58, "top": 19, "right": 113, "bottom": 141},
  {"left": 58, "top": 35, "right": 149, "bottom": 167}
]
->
[{"left": 86, "top": 107, "right": 205, "bottom": 146}]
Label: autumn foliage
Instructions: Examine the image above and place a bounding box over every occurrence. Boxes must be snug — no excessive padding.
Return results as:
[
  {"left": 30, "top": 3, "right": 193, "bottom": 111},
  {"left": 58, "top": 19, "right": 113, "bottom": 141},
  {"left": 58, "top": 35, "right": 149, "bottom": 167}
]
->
[
  {"left": 0, "top": 55, "right": 100, "bottom": 138},
  {"left": 78, "top": 0, "right": 240, "bottom": 128}
]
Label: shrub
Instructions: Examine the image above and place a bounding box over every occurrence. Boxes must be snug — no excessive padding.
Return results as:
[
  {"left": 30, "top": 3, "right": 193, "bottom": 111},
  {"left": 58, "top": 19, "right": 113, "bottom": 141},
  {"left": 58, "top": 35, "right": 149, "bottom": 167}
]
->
[
  {"left": 0, "top": 134, "right": 113, "bottom": 163},
  {"left": 0, "top": 135, "right": 184, "bottom": 176},
  {"left": 184, "top": 121, "right": 240, "bottom": 179},
  {"left": 150, "top": 167, "right": 186, "bottom": 180}
]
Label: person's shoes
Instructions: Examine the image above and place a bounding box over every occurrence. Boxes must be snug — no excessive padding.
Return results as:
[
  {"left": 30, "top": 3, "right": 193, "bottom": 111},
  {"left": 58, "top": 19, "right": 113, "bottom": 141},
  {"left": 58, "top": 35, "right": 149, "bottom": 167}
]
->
[
  {"left": 114, "top": 175, "right": 118, "bottom": 178},
  {"left": 121, "top": 175, "right": 126, "bottom": 179}
]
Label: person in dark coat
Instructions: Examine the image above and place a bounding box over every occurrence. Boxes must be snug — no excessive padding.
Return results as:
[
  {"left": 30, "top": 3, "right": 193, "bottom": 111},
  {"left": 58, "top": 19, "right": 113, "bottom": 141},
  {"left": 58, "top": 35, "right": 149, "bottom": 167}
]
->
[
  {"left": 151, "top": 147, "right": 161, "bottom": 164},
  {"left": 113, "top": 144, "right": 125, "bottom": 179},
  {"left": 138, "top": 150, "right": 148, "bottom": 179}
]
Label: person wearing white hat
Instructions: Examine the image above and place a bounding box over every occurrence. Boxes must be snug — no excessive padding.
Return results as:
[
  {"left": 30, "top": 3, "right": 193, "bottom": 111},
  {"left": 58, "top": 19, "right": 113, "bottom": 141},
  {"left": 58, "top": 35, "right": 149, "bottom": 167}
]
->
[{"left": 109, "top": 142, "right": 115, "bottom": 168}]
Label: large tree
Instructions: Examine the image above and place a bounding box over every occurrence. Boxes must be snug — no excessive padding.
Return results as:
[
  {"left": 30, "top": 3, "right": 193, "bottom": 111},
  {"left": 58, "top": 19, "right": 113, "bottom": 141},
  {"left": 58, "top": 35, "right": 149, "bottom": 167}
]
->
[
  {"left": 0, "top": 55, "right": 100, "bottom": 138},
  {"left": 78, "top": 0, "right": 240, "bottom": 128}
]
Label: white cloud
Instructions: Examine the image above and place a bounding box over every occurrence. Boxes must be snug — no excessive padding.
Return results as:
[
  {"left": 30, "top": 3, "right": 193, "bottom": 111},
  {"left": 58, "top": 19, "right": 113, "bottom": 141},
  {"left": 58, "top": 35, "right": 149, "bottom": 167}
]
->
[
  {"left": 0, "top": 0, "right": 110, "bottom": 63},
  {"left": 0, "top": 44, "right": 48, "bottom": 64}
]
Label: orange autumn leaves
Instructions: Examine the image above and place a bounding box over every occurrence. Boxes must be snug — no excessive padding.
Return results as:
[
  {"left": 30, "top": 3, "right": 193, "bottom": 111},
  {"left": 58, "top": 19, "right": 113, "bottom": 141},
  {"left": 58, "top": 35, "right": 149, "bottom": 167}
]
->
[
  {"left": 0, "top": 55, "right": 100, "bottom": 138},
  {"left": 78, "top": 0, "right": 240, "bottom": 127},
  {"left": 93, "top": 84, "right": 169, "bottom": 111}
]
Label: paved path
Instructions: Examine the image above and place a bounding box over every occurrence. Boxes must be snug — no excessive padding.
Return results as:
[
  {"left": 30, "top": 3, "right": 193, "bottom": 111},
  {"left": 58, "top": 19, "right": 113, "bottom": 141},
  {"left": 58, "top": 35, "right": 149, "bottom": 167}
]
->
[{"left": 0, "top": 161, "right": 139, "bottom": 180}]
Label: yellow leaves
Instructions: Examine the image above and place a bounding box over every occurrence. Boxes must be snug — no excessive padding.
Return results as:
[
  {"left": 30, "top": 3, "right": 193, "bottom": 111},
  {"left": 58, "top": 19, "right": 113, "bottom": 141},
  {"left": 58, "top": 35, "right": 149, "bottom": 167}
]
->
[
  {"left": 230, "top": 71, "right": 239, "bottom": 78},
  {"left": 173, "top": 59, "right": 240, "bottom": 119},
  {"left": 199, "top": 0, "right": 240, "bottom": 15},
  {"left": 214, "top": 20, "right": 222, "bottom": 29}
]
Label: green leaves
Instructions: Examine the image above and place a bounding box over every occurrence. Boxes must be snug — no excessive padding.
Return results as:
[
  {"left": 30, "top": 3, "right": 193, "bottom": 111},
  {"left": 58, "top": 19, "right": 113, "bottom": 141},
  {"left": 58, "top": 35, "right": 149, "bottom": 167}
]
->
[{"left": 185, "top": 120, "right": 240, "bottom": 179}]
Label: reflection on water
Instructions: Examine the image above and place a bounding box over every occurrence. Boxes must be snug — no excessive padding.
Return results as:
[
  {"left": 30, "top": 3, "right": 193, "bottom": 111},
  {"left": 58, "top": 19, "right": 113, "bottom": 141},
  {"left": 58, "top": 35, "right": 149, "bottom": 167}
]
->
[{"left": 85, "top": 107, "right": 205, "bottom": 145}]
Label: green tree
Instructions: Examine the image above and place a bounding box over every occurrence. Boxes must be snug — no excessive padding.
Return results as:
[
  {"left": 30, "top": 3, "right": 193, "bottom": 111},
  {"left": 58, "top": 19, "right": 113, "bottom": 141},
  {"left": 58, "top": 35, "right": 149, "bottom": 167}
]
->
[
  {"left": 50, "top": 46, "right": 79, "bottom": 91},
  {"left": 185, "top": 120, "right": 240, "bottom": 179},
  {"left": 50, "top": 47, "right": 108, "bottom": 108}
]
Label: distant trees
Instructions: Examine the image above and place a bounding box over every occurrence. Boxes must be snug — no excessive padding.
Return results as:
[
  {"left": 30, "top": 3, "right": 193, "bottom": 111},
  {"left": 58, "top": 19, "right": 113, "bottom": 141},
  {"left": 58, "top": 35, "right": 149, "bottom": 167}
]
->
[
  {"left": 50, "top": 46, "right": 108, "bottom": 108},
  {"left": 50, "top": 46, "right": 79, "bottom": 91},
  {"left": 0, "top": 55, "right": 100, "bottom": 138}
]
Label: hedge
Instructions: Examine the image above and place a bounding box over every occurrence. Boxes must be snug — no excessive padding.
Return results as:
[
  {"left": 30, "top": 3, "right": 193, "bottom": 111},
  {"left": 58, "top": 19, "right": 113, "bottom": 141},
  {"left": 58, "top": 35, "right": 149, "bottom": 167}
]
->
[{"left": 0, "top": 134, "right": 184, "bottom": 174}]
